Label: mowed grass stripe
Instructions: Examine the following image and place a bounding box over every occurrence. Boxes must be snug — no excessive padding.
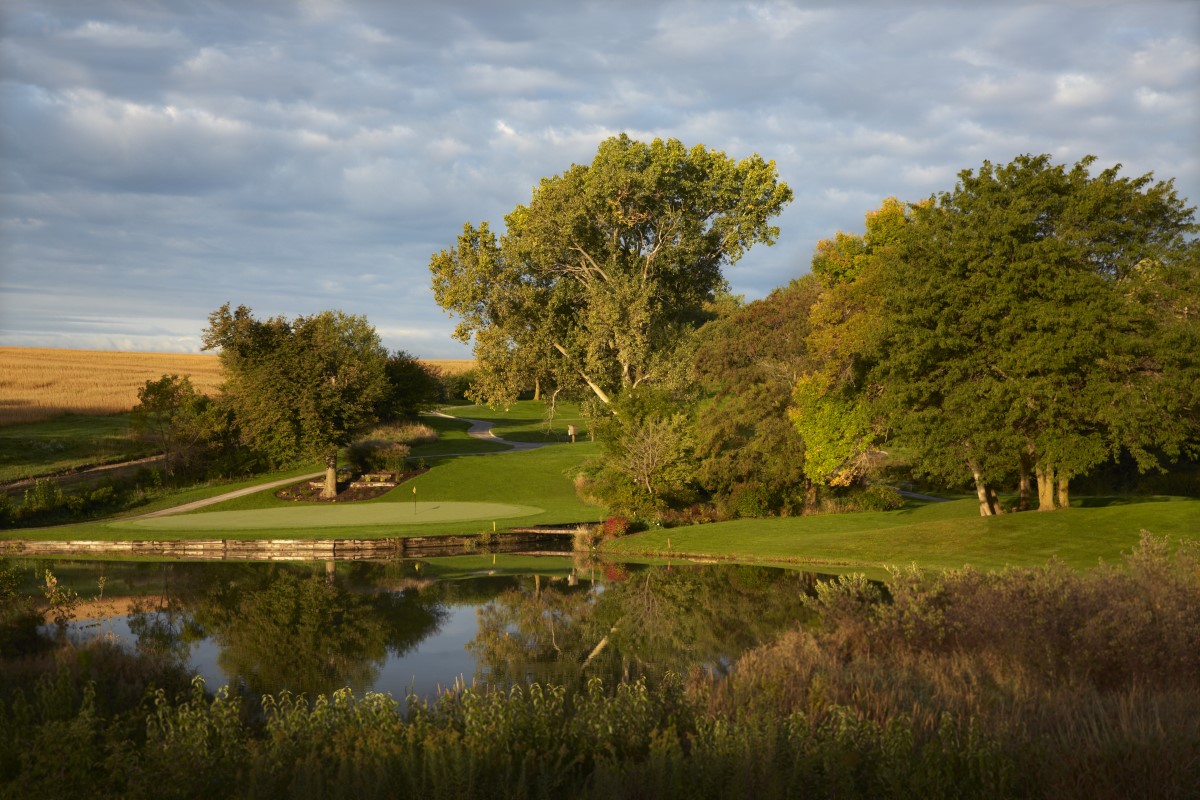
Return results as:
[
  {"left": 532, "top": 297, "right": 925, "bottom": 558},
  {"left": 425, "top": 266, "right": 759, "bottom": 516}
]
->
[{"left": 117, "top": 501, "right": 543, "bottom": 531}]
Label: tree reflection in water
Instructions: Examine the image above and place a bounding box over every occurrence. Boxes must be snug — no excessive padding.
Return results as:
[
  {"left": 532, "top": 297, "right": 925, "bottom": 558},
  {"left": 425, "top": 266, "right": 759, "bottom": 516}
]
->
[
  {"left": 469, "top": 563, "right": 819, "bottom": 689},
  {"left": 20, "top": 558, "right": 823, "bottom": 699}
]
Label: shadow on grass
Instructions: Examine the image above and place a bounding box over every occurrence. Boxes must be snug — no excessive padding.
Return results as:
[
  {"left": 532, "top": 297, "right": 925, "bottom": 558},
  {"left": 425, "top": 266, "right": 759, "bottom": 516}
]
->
[{"left": 1074, "top": 495, "right": 1172, "bottom": 508}]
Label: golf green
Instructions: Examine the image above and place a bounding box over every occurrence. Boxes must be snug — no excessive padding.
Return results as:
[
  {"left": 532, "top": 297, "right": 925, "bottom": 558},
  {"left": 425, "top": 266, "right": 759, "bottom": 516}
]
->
[{"left": 119, "top": 502, "right": 544, "bottom": 531}]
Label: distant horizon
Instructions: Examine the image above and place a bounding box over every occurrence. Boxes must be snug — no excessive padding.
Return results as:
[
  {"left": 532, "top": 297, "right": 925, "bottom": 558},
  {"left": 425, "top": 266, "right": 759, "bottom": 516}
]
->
[{"left": 0, "top": 343, "right": 477, "bottom": 363}]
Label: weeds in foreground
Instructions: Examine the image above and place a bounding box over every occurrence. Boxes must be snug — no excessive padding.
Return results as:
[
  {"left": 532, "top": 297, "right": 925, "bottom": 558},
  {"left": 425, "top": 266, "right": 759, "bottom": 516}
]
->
[{"left": 0, "top": 534, "right": 1196, "bottom": 799}]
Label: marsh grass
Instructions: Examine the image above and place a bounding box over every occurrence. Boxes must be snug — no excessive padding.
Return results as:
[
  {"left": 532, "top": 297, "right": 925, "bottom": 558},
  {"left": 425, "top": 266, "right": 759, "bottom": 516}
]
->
[{"left": 2, "top": 536, "right": 1196, "bottom": 798}]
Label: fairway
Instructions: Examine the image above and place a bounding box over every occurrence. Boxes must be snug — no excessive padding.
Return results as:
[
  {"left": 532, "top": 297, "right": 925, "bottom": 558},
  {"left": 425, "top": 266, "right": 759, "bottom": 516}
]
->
[{"left": 118, "top": 501, "right": 544, "bottom": 531}]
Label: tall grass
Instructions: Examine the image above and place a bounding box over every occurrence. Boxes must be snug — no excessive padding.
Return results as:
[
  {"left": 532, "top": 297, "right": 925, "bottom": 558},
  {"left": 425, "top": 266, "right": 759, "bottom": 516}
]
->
[{"left": 1, "top": 535, "right": 1195, "bottom": 798}]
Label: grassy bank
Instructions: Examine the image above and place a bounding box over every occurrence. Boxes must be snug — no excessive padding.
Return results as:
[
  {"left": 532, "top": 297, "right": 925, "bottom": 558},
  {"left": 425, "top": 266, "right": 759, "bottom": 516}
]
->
[
  {"left": 0, "top": 414, "right": 152, "bottom": 483},
  {"left": 603, "top": 495, "right": 1200, "bottom": 576}
]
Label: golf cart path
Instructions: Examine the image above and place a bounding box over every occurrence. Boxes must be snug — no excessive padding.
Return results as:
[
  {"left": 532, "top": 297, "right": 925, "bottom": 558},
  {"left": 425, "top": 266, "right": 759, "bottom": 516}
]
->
[
  {"left": 132, "top": 412, "right": 548, "bottom": 519},
  {"left": 428, "top": 410, "right": 554, "bottom": 452},
  {"left": 132, "top": 472, "right": 325, "bottom": 519}
]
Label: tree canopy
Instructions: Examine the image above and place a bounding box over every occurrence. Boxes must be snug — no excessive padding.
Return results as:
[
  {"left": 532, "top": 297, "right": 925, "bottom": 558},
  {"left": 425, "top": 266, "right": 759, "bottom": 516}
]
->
[
  {"left": 202, "top": 304, "right": 390, "bottom": 498},
  {"left": 812, "top": 155, "right": 1198, "bottom": 515},
  {"left": 430, "top": 134, "right": 792, "bottom": 407}
]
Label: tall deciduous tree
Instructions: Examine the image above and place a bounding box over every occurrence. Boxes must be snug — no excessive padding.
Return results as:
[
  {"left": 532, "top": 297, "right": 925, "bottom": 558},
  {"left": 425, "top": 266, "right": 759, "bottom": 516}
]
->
[
  {"left": 869, "top": 155, "right": 1198, "bottom": 513},
  {"left": 692, "top": 277, "right": 819, "bottom": 514},
  {"left": 202, "top": 304, "right": 390, "bottom": 498},
  {"left": 430, "top": 134, "right": 792, "bottom": 407},
  {"left": 787, "top": 199, "right": 908, "bottom": 500}
]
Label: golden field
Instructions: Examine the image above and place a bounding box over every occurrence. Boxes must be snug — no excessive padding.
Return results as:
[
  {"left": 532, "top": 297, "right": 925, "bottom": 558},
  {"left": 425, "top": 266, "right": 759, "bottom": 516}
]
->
[
  {"left": 0, "top": 347, "right": 225, "bottom": 426},
  {"left": 0, "top": 348, "right": 474, "bottom": 427}
]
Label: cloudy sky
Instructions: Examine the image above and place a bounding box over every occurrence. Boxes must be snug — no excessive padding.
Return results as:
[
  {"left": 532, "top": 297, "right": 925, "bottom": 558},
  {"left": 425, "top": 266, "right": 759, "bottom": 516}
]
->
[{"left": 2, "top": 1, "right": 1197, "bottom": 358}]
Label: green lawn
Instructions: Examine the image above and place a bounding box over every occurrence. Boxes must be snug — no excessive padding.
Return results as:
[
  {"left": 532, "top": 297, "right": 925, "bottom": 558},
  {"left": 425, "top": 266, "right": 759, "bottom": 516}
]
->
[
  {"left": 0, "top": 414, "right": 150, "bottom": 482},
  {"left": 23, "top": 441, "right": 604, "bottom": 540},
  {"left": 119, "top": 501, "right": 544, "bottom": 532},
  {"left": 408, "top": 414, "right": 508, "bottom": 457},
  {"left": 603, "top": 495, "right": 1200, "bottom": 576},
  {"left": 439, "top": 401, "right": 589, "bottom": 444}
]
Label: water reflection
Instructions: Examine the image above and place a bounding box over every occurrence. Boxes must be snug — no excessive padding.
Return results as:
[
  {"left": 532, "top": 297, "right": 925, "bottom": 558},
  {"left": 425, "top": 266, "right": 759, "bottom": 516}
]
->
[{"left": 5, "top": 557, "right": 825, "bottom": 700}]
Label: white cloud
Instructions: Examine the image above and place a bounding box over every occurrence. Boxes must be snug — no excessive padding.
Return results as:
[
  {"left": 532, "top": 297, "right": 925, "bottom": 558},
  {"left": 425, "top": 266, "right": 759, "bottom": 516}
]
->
[
  {"left": 1, "top": 0, "right": 1197, "bottom": 358},
  {"left": 1052, "top": 73, "right": 1109, "bottom": 108}
]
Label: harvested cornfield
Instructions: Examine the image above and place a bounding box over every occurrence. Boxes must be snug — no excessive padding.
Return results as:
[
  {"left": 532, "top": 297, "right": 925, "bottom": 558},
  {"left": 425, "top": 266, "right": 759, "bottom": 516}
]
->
[
  {"left": 0, "top": 347, "right": 224, "bottom": 426},
  {"left": 0, "top": 348, "right": 476, "bottom": 427},
  {"left": 422, "top": 359, "right": 475, "bottom": 375}
]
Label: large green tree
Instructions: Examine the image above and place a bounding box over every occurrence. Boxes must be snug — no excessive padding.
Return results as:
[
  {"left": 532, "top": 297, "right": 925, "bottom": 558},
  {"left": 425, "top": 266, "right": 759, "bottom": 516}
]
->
[
  {"left": 430, "top": 134, "right": 792, "bottom": 407},
  {"left": 867, "top": 155, "right": 1198, "bottom": 513},
  {"left": 692, "top": 276, "right": 820, "bottom": 514},
  {"left": 202, "top": 304, "right": 390, "bottom": 498}
]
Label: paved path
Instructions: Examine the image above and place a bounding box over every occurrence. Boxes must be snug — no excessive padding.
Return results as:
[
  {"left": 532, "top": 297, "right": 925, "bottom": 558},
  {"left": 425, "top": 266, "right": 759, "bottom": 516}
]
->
[
  {"left": 130, "top": 472, "right": 324, "bottom": 519},
  {"left": 428, "top": 411, "right": 554, "bottom": 452}
]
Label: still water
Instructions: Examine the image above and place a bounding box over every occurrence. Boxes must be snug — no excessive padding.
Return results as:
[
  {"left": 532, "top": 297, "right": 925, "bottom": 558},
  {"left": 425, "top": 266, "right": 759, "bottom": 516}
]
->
[{"left": 10, "top": 555, "right": 828, "bottom": 700}]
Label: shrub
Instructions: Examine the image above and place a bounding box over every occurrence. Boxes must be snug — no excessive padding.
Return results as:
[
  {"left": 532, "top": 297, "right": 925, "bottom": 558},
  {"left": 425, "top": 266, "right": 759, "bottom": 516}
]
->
[
  {"left": 367, "top": 422, "right": 438, "bottom": 446},
  {"left": 600, "top": 516, "right": 631, "bottom": 538},
  {"left": 346, "top": 439, "right": 410, "bottom": 475},
  {"left": 859, "top": 484, "right": 904, "bottom": 511},
  {"left": 440, "top": 368, "right": 478, "bottom": 402}
]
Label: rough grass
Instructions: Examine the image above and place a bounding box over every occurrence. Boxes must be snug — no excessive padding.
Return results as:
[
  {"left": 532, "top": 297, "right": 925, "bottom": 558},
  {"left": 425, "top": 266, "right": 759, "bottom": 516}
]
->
[
  {"left": 604, "top": 495, "right": 1200, "bottom": 576},
  {"left": 0, "top": 414, "right": 152, "bottom": 483},
  {"left": 0, "top": 347, "right": 225, "bottom": 426}
]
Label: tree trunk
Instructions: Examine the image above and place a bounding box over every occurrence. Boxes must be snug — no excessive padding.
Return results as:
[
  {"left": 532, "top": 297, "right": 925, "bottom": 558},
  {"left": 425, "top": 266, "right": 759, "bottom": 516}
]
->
[
  {"left": 551, "top": 342, "right": 612, "bottom": 405},
  {"left": 1056, "top": 477, "right": 1070, "bottom": 509},
  {"left": 968, "top": 460, "right": 996, "bottom": 516},
  {"left": 1017, "top": 458, "right": 1032, "bottom": 512},
  {"left": 803, "top": 482, "right": 818, "bottom": 514},
  {"left": 533, "top": 377, "right": 541, "bottom": 402},
  {"left": 987, "top": 487, "right": 1005, "bottom": 515},
  {"left": 321, "top": 449, "right": 338, "bottom": 500},
  {"left": 1035, "top": 464, "right": 1057, "bottom": 511}
]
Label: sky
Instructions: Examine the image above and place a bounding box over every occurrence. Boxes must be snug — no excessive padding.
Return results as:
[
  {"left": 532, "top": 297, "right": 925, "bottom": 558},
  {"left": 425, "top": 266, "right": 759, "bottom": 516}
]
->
[{"left": 1, "top": 1, "right": 1197, "bottom": 359}]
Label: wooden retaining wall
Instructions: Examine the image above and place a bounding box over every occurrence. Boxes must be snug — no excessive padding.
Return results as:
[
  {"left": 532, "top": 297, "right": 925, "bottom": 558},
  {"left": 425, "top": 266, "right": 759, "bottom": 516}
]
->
[{"left": 0, "top": 532, "right": 572, "bottom": 561}]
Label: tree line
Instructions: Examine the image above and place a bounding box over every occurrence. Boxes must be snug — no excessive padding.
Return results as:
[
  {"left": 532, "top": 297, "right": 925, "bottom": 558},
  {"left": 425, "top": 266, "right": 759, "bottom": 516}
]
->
[
  {"left": 131, "top": 306, "right": 444, "bottom": 497},
  {"left": 431, "top": 136, "right": 1199, "bottom": 518}
]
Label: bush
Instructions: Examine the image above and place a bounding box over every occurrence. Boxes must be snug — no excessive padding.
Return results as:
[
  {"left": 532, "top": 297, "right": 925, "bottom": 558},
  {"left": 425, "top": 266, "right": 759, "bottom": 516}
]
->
[
  {"left": 367, "top": 422, "right": 437, "bottom": 446},
  {"left": 440, "top": 368, "right": 479, "bottom": 402},
  {"left": 346, "top": 439, "right": 410, "bottom": 475},
  {"left": 859, "top": 484, "right": 904, "bottom": 511}
]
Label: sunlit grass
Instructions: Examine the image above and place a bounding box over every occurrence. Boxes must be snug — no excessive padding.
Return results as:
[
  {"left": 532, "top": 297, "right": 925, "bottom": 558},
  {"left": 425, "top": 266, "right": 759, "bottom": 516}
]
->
[{"left": 604, "top": 495, "right": 1200, "bottom": 575}]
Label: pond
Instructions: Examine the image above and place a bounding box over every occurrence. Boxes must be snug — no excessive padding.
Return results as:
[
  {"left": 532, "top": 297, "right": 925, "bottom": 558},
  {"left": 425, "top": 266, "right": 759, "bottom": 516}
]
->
[{"left": 6, "top": 555, "right": 831, "bottom": 701}]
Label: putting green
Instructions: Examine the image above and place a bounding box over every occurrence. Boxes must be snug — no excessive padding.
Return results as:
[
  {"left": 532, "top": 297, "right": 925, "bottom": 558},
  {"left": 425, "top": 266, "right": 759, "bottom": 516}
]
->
[{"left": 121, "top": 502, "right": 544, "bottom": 531}]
